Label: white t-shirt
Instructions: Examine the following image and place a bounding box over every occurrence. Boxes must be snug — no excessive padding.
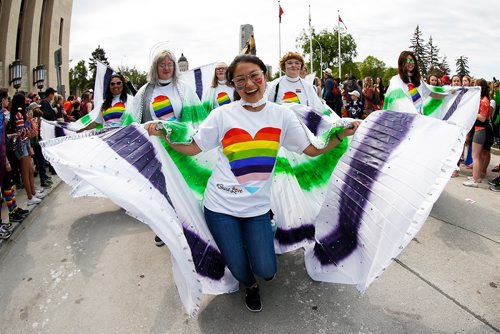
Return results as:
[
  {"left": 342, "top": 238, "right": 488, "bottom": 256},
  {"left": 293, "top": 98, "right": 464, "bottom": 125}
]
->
[
  {"left": 97, "top": 95, "right": 126, "bottom": 127},
  {"left": 148, "top": 84, "right": 183, "bottom": 121},
  {"left": 275, "top": 77, "right": 309, "bottom": 105},
  {"left": 193, "top": 102, "right": 311, "bottom": 217}
]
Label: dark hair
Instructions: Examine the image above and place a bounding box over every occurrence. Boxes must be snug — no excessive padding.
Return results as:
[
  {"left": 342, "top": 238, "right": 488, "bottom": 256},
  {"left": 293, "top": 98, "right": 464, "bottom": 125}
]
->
[
  {"left": 0, "top": 88, "right": 8, "bottom": 101},
  {"left": 476, "top": 78, "right": 489, "bottom": 98},
  {"left": 68, "top": 95, "right": 74, "bottom": 101},
  {"left": 7, "top": 93, "right": 27, "bottom": 133},
  {"left": 426, "top": 73, "right": 438, "bottom": 85},
  {"left": 226, "top": 55, "right": 267, "bottom": 101},
  {"left": 72, "top": 100, "right": 81, "bottom": 108},
  {"left": 101, "top": 73, "right": 128, "bottom": 112},
  {"left": 226, "top": 55, "right": 267, "bottom": 86},
  {"left": 398, "top": 50, "right": 421, "bottom": 86}
]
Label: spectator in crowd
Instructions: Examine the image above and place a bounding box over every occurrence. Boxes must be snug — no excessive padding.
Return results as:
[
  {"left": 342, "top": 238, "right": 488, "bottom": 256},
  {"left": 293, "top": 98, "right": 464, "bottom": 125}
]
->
[
  {"left": 320, "top": 68, "right": 342, "bottom": 117},
  {"left": 426, "top": 74, "right": 439, "bottom": 86},
  {"left": 40, "top": 87, "right": 57, "bottom": 121},
  {"left": 53, "top": 93, "right": 66, "bottom": 121},
  {"left": 63, "top": 95, "right": 75, "bottom": 120},
  {"left": 71, "top": 100, "right": 82, "bottom": 121},
  {"left": 463, "top": 79, "right": 494, "bottom": 187},
  {"left": 346, "top": 90, "right": 363, "bottom": 119},
  {"left": 80, "top": 92, "right": 93, "bottom": 117},
  {"left": 374, "top": 77, "right": 385, "bottom": 107},
  {"left": 27, "top": 102, "right": 52, "bottom": 188},
  {"left": 362, "top": 76, "right": 377, "bottom": 116},
  {"left": 462, "top": 75, "right": 473, "bottom": 87},
  {"left": 6, "top": 94, "right": 44, "bottom": 206},
  {"left": 451, "top": 75, "right": 462, "bottom": 87}
]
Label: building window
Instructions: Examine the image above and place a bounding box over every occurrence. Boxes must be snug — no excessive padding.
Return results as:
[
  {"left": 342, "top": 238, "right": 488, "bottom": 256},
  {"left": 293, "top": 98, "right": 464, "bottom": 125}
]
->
[{"left": 58, "top": 18, "right": 64, "bottom": 46}]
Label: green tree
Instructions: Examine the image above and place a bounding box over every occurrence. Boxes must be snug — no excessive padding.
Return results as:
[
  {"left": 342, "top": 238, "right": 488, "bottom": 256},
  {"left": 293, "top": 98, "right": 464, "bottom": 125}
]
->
[
  {"left": 69, "top": 60, "right": 89, "bottom": 96},
  {"left": 436, "top": 55, "right": 451, "bottom": 77},
  {"left": 296, "top": 27, "right": 357, "bottom": 77},
  {"left": 426, "top": 36, "right": 440, "bottom": 75},
  {"left": 455, "top": 56, "right": 470, "bottom": 77},
  {"left": 117, "top": 65, "right": 148, "bottom": 90},
  {"left": 409, "top": 25, "right": 428, "bottom": 76},
  {"left": 382, "top": 67, "right": 398, "bottom": 87},
  {"left": 359, "top": 56, "right": 386, "bottom": 80},
  {"left": 88, "top": 45, "right": 110, "bottom": 88}
]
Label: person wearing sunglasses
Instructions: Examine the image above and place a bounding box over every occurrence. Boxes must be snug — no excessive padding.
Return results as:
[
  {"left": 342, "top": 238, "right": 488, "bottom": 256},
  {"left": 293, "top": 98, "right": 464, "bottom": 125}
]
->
[
  {"left": 202, "top": 62, "right": 234, "bottom": 111},
  {"left": 80, "top": 73, "right": 131, "bottom": 130},
  {"left": 267, "top": 52, "right": 331, "bottom": 115},
  {"left": 144, "top": 54, "right": 360, "bottom": 312},
  {"left": 384, "top": 50, "right": 446, "bottom": 115}
]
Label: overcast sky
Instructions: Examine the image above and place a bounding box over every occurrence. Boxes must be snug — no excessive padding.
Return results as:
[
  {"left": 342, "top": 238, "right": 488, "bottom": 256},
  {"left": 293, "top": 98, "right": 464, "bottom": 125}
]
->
[{"left": 70, "top": 0, "right": 499, "bottom": 79}]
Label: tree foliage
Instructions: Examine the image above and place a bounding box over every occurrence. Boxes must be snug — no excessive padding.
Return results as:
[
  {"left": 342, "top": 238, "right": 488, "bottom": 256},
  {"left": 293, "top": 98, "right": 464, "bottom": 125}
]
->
[
  {"left": 359, "top": 56, "right": 386, "bottom": 81},
  {"left": 69, "top": 60, "right": 89, "bottom": 95},
  {"left": 426, "top": 36, "right": 440, "bottom": 74},
  {"left": 88, "top": 45, "right": 110, "bottom": 88},
  {"left": 409, "top": 25, "right": 428, "bottom": 76},
  {"left": 455, "top": 56, "right": 470, "bottom": 77},
  {"left": 296, "top": 27, "right": 357, "bottom": 77},
  {"left": 117, "top": 65, "right": 148, "bottom": 90}
]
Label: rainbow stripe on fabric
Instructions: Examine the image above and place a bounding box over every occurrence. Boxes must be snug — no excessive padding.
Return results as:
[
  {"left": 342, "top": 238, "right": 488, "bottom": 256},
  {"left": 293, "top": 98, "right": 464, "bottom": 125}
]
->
[
  {"left": 152, "top": 95, "right": 174, "bottom": 119},
  {"left": 216, "top": 92, "right": 231, "bottom": 106},
  {"left": 222, "top": 127, "right": 281, "bottom": 187},
  {"left": 407, "top": 84, "right": 422, "bottom": 112},
  {"left": 102, "top": 102, "right": 125, "bottom": 123},
  {"left": 283, "top": 91, "right": 300, "bottom": 103}
]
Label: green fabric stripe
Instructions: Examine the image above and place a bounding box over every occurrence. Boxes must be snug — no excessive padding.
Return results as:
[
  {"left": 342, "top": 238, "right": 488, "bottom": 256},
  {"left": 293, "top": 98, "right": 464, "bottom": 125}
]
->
[
  {"left": 121, "top": 113, "right": 136, "bottom": 126},
  {"left": 274, "top": 135, "right": 348, "bottom": 192},
  {"left": 423, "top": 98, "right": 444, "bottom": 116},
  {"left": 181, "top": 103, "right": 210, "bottom": 125},
  {"left": 79, "top": 114, "right": 92, "bottom": 126},
  {"left": 383, "top": 88, "right": 407, "bottom": 110}
]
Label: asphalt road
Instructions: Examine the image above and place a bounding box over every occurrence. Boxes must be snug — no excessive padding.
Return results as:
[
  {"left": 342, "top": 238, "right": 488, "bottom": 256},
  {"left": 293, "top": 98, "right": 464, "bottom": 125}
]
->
[{"left": 0, "top": 154, "right": 499, "bottom": 333}]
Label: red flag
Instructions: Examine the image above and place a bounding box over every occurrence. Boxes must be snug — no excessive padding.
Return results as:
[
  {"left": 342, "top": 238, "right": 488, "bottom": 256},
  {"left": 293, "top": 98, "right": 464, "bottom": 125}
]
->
[
  {"left": 279, "top": 5, "right": 284, "bottom": 23},
  {"left": 339, "top": 15, "right": 347, "bottom": 29}
]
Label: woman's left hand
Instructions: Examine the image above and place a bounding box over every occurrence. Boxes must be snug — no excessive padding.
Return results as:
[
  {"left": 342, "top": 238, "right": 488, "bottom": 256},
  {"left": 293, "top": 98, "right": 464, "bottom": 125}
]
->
[
  {"left": 144, "top": 122, "right": 165, "bottom": 138},
  {"left": 341, "top": 120, "right": 361, "bottom": 137}
]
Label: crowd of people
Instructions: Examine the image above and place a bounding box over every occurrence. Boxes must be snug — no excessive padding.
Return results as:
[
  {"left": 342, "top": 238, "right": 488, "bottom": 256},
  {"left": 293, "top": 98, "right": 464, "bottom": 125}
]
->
[{"left": 1, "top": 49, "right": 499, "bottom": 313}]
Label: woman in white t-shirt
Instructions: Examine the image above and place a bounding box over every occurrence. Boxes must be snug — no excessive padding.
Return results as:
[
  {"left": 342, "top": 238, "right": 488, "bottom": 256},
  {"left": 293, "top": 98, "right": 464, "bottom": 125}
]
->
[
  {"left": 202, "top": 62, "right": 234, "bottom": 111},
  {"left": 145, "top": 55, "right": 359, "bottom": 313}
]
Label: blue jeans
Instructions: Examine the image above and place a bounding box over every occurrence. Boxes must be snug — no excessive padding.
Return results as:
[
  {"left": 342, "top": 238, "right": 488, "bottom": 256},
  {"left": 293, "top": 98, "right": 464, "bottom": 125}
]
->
[{"left": 204, "top": 207, "right": 277, "bottom": 287}]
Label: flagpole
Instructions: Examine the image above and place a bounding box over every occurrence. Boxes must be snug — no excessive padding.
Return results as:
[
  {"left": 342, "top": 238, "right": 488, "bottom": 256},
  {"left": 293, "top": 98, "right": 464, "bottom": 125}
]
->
[
  {"left": 279, "top": 1, "right": 282, "bottom": 77},
  {"left": 309, "top": 4, "right": 313, "bottom": 73},
  {"left": 338, "top": 10, "right": 342, "bottom": 80}
]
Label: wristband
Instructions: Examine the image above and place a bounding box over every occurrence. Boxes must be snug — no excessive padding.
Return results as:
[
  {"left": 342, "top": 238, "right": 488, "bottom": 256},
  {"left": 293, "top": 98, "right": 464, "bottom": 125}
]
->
[{"left": 335, "top": 132, "right": 343, "bottom": 142}]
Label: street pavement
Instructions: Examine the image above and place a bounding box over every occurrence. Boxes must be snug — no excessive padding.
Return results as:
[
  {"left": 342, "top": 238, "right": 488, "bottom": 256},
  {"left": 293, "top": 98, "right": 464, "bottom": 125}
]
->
[{"left": 0, "top": 153, "right": 499, "bottom": 333}]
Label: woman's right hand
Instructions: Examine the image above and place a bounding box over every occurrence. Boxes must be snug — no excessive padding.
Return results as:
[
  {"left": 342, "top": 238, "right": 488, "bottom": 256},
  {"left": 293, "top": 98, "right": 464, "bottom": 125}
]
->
[{"left": 144, "top": 122, "right": 165, "bottom": 138}]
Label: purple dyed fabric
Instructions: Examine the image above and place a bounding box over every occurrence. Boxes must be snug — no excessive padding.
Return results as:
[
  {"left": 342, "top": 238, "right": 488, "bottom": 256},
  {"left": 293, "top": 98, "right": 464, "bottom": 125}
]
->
[
  {"left": 313, "top": 111, "right": 417, "bottom": 265},
  {"left": 304, "top": 110, "right": 323, "bottom": 136},
  {"left": 194, "top": 68, "right": 203, "bottom": 100},
  {"left": 183, "top": 227, "right": 226, "bottom": 279},
  {"left": 102, "top": 125, "right": 172, "bottom": 206},
  {"left": 275, "top": 224, "right": 315, "bottom": 245},
  {"left": 443, "top": 88, "right": 467, "bottom": 121}
]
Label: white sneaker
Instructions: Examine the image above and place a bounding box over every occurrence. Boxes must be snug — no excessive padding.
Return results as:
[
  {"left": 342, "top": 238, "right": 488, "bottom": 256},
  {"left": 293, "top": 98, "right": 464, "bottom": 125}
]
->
[
  {"left": 27, "top": 197, "right": 42, "bottom": 206},
  {"left": 35, "top": 187, "right": 45, "bottom": 194},
  {"left": 34, "top": 191, "right": 46, "bottom": 199},
  {"left": 467, "top": 176, "right": 482, "bottom": 183},
  {"left": 463, "top": 180, "right": 479, "bottom": 188}
]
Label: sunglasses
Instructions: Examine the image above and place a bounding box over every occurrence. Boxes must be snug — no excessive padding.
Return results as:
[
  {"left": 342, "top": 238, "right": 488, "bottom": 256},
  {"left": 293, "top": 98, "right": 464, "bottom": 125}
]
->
[
  {"left": 110, "top": 81, "right": 123, "bottom": 86},
  {"left": 405, "top": 58, "right": 415, "bottom": 64}
]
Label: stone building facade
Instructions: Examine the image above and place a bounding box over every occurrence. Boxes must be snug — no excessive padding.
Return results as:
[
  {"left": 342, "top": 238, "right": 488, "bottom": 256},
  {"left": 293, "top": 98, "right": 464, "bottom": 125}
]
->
[{"left": 0, "top": 0, "right": 72, "bottom": 96}]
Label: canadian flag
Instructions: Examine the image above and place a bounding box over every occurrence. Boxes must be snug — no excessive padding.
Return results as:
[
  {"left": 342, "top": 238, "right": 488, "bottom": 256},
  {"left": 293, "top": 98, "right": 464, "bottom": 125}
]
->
[{"left": 339, "top": 15, "right": 347, "bottom": 29}]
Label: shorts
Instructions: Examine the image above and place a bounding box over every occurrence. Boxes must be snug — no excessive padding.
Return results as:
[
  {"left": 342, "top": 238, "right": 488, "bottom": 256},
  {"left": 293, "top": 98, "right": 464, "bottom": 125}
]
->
[{"left": 14, "top": 140, "right": 30, "bottom": 160}]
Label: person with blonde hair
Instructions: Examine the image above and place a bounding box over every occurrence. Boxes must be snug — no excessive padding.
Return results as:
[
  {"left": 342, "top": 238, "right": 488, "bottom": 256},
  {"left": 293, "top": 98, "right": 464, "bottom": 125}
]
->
[{"left": 202, "top": 62, "right": 234, "bottom": 111}]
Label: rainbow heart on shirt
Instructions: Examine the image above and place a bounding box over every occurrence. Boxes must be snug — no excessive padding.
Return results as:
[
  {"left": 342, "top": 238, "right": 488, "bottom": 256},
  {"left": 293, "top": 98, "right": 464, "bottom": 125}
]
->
[
  {"left": 282, "top": 91, "right": 300, "bottom": 103},
  {"left": 152, "top": 95, "right": 174, "bottom": 119},
  {"left": 103, "top": 102, "right": 125, "bottom": 123},
  {"left": 222, "top": 127, "right": 281, "bottom": 193},
  {"left": 217, "top": 92, "right": 231, "bottom": 106}
]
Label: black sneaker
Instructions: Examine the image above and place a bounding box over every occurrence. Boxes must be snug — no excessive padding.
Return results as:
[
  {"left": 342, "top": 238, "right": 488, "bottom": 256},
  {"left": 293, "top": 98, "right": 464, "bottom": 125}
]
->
[
  {"left": 488, "top": 176, "right": 500, "bottom": 186},
  {"left": 154, "top": 235, "right": 164, "bottom": 247},
  {"left": 1, "top": 222, "right": 13, "bottom": 229},
  {"left": 9, "top": 212, "right": 24, "bottom": 223},
  {"left": 490, "top": 184, "right": 500, "bottom": 192},
  {"left": 41, "top": 181, "right": 52, "bottom": 188},
  {"left": 0, "top": 226, "right": 11, "bottom": 240},
  {"left": 15, "top": 207, "right": 29, "bottom": 217},
  {"left": 245, "top": 285, "right": 262, "bottom": 312}
]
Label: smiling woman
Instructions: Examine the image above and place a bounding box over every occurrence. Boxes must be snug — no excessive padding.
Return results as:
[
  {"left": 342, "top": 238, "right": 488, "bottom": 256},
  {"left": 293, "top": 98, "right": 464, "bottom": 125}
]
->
[{"left": 144, "top": 54, "right": 359, "bottom": 312}]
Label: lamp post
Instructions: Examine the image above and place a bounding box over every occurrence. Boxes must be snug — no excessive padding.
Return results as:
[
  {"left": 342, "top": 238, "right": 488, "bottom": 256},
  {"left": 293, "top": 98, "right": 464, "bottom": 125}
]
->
[
  {"left": 33, "top": 64, "right": 46, "bottom": 92},
  {"left": 9, "top": 59, "right": 23, "bottom": 91},
  {"left": 312, "top": 38, "right": 323, "bottom": 74}
]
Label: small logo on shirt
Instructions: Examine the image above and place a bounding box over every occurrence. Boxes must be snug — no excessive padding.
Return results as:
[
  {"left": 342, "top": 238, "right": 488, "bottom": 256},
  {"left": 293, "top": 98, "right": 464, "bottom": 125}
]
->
[
  {"left": 295, "top": 88, "right": 302, "bottom": 93},
  {"left": 217, "top": 183, "right": 243, "bottom": 194}
]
